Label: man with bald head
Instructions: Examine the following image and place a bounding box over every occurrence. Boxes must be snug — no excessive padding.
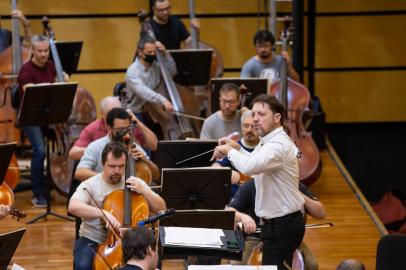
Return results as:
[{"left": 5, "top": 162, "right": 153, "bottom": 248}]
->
[{"left": 336, "top": 259, "right": 366, "bottom": 270}]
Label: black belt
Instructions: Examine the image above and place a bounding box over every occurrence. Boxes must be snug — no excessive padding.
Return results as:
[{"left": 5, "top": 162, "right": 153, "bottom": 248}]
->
[{"left": 261, "top": 210, "right": 302, "bottom": 224}]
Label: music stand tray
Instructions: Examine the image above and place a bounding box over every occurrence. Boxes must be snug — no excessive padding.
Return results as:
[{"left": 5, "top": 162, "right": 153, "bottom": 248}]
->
[
  {"left": 161, "top": 167, "right": 231, "bottom": 210},
  {"left": 18, "top": 83, "right": 77, "bottom": 224},
  {"left": 210, "top": 78, "right": 268, "bottom": 112},
  {"left": 159, "top": 226, "right": 243, "bottom": 260},
  {"left": 0, "top": 228, "right": 26, "bottom": 270},
  {"left": 168, "top": 49, "right": 212, "bottom": 86}
]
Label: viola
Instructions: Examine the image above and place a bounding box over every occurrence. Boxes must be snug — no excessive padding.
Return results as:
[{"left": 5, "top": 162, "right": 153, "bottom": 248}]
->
[
  {"left": 41, "top": 17, "right": 97, "bottom": 195},
  {"left": 269, "top": 20, "right": 321, "bottom": 186}
]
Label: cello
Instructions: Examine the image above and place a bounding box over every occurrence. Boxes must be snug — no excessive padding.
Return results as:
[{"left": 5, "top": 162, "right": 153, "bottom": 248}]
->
[
  {"left": 138, "top": 13, "right": 201, "bottom": 139},
  {"left": 269, "top": 21, "right": 321, "bottom": 186},
  {"left": 0, "top": 0, "right": 30, "bottom": 189},
  {"left": 41, "top": 17, "right": 97, "bottom": 195},
  {"left": 93, "top": 131, "right": 149, "bottom": 269}
]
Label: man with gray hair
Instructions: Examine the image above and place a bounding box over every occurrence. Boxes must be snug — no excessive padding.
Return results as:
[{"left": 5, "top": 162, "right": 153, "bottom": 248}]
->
[
  {"left": 125, "top": 35, "right": 176, "bottom": 124},
  {"left": 17, "top": 34, "right": 68, "bottom": 207}
]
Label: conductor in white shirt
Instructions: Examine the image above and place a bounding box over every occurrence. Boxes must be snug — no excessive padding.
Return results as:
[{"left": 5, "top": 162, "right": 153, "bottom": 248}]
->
[{"left": 211, "top": 94, "right": 305, "bottom": 270}]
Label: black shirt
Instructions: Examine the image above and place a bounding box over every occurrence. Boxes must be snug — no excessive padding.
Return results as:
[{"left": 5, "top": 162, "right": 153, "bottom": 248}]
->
[
  {"left": 228, "top": 181, "right": 317, "bottom": 226},
  {"left": 118, "top": 264, "right": 143, "bottom": 270},
  {"left": 0, "top": 28, "right": 12, "bottom": 52},
  {"left": 149, "top": 16, "right": 189, "bottom": 50}
]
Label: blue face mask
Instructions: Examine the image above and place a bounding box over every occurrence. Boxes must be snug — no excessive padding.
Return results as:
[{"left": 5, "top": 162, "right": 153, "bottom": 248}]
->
[{"left": 144, "top": 54, "right": 157, "bottom": 63}]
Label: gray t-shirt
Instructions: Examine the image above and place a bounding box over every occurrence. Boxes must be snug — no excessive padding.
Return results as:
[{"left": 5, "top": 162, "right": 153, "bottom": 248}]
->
[
  {"left": 200, "top": 111, "right": 241, "bottom": 140},
  {"left": 77, "top": 135, "right": 147, "bottom": 173},
  {"left": 71, "top": 173, "right": 125, "bottom": 243},
  {"left": 240, "top": 54, "right": 284, "bottom": 78}
]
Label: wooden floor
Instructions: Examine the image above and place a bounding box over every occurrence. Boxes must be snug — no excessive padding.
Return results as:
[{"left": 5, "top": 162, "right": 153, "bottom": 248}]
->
[{"left": 1, "top": 149, "right": 383, "bottom": 269}]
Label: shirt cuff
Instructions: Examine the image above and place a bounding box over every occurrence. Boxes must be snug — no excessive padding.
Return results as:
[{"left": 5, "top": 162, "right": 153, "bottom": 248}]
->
[{"left": 227, "top": 148, "right": 240, "bottom": 163}]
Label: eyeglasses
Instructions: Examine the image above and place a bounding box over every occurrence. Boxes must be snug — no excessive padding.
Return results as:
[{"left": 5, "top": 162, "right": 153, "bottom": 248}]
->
[
  {"left": 219, "top": 98, "right": 238, "bottom": 105},
  {"left": 155, "top": 6, "right": 171, "bottom": 13},
  {"left": 113, "top": 127, "right": 131, "bottom": 134}
]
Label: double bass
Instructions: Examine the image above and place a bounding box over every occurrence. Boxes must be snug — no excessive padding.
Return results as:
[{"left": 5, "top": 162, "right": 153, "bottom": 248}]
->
[
  {"left": 269, "top": 21, "right": 321, "bottom": 186},
  {"left": 41, "top": 18, "right": 97, "bottom": 195},
  {"left": 138, "top": 13, "right": 201, "bottom": 139},
  {"left": 0, "top": 0, "right": 30, "bottom": 189}
]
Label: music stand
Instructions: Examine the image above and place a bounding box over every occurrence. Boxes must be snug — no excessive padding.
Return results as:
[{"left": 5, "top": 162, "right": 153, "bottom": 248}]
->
[
  {"left": 0, "top": 143, "right": 17, "bottom": 184},
  {"left": 49, "top": 41, "right": 83, "bottom": 76},
  {"left": 210, "top": 78, "right": 268, "bottom": 112},
  {"left": 18, "top": 83, "right": 78, "bottom": 224},
  {"left": 168, "top": 49, "right": 212, "bottom": 86},
  {"left": 152, "top": 140, "right": 217, "bottom": 170},
  {"left": 161, "top": 167, "right": 231, "bottom": 210},
  {"left": 0, "top": 228, "right": 26, "bottom": 270}
]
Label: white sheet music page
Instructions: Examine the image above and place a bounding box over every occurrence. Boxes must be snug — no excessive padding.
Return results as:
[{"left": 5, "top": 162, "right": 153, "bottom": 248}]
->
[
  {"left": 164, "top": 226, "right": 224, "bottom": 248},
  {"left": 188, "top": 266, "right": 277, "bottom": 270}
]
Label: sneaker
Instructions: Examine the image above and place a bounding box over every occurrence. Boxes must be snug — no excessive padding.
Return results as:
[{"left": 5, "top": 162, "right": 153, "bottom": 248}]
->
[{"left": 31, "top": 196, "right": 47, "bottom": 208}]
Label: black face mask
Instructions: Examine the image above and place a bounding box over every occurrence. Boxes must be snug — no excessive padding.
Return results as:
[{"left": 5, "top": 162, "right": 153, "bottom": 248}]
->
[
  {"left": 112, "top": 129, "right": 129, "bottom": 143},
  {"left": 144, "top": 54, "right": 157, "bottom": 64}
]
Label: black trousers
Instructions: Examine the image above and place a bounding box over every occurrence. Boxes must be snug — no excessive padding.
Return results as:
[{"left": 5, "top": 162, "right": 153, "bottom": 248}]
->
[{"left": 261, "top": 211, "right": 305, "bottom": 270}]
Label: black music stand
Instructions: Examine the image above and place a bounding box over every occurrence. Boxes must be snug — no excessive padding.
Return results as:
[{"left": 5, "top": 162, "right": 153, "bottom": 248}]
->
[
  {"left": 210, "top": 78, "right": 268, "bottom": 112},
  {"left": 161, "top": 167, "right": 231, "bottom": 210},
  {"left": 0, "top": 228, "right": 26, "bottom": 270},
  {"left": 49, "top": 41, "right": 83, "bottom": 76},
  {"left": 168, "top": 49, "right": 212, "bottom": 86},
  {"left": 18, "top": 83, "right": 77, "bottom": 224},
  {"left": 152, "top": 140, "right": 217, "bottom": 170},
  {"left": 0, "top": 143, "right": 16, "bottom": 184}
]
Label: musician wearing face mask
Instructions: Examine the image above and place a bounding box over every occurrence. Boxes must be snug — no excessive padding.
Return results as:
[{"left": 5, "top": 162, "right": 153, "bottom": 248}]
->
[
  {"left": 75, "top": 107, "right": 160, "bottom": 182},
  {"left": 240, "top": 30, "right": 299, "bottom": 82},
  {"left": 125, "top": 35, "right": 176, "bottom": 124}
]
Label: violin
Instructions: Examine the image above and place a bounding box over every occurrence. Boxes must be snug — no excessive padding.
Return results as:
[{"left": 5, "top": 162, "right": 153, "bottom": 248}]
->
[
  {"left": 269, "top": 20, "right": 321, "bottom": 186},
  {"left": 41, "top": 17, "right": 97, "bottom": 195},
  {"left": 93, "top": 126, "right": 149, "bottom": 270}
]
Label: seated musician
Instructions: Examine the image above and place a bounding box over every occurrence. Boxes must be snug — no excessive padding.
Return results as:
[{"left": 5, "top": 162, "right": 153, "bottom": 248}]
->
[
  {"left": 211, "top": 111, "right": 259, "bottom": 197},
  {"left": 200, "top": 83, "right": 242, "bottom": 140},
  {"left": 68, "top": 96, "right": 158, "bottom": 161},
  {"left": 68, "top": 141, "right": 166, "bottom": 270},
  {"left": 240, "top": 30, "right": 299, "bottom": 82},
  {"left": 75, "top": 108, "right": 160, "bottom": 182},
  {"left": 149, "top": 0, "right": 200, "bottom": 50},
  {"left": 0, "top": 204, "right": 10, "bottom": 219},
  {"left": 17, "top": 34, "right": 69, "bottom": 208},
  {"left": 125, "top": 35, "right": 176, "bottom": 124},
  {"left": 119, "top": 226, "right": 159, "bottom": 270},
  {"left": 0, "top": 9, "right": 31, "bottom": 52},
  {"left": 226, "top": 179, "right": 326, "bottom": 268}
]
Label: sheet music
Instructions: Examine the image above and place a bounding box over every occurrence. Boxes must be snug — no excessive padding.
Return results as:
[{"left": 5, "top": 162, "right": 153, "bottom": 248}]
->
[{"left": 164, "top": 226, "right": 224, "bottom": 248}]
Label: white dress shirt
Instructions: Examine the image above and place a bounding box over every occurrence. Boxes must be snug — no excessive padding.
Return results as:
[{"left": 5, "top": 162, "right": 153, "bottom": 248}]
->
[{"left": 228, "top": 126, "right": 304, "bottom": 219}]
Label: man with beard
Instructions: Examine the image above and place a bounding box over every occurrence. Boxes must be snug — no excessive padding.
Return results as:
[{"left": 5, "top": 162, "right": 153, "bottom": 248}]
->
[
  {"left": 75, "top": 107, "right": 160, "bottom": 182},
  {"left": 212, "top": 111, "right": 259, "bottom": 197},
  {"left": 69, "top": 142, "right": 166, "bottom": 270},
  {"left": 212, "top": 94, "right": 305, "bottom": 270},
  {"left": 200, "top": 83, "right": 242, "bottom": 140},
  {"left": 149, "top": 0, "right": 199, "bottom": 50},
  {"left": 240, "top": 30, "right": 299, "bottom": 82}
]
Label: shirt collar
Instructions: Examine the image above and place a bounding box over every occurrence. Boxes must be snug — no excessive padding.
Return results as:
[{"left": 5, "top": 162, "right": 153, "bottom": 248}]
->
[{"left": 260, "top": 126, "right": 284, "bottom": 144}]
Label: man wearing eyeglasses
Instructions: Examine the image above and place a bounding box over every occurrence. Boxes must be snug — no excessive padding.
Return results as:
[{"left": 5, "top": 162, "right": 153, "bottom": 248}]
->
[
  {"left": 200, "top": 83, "right": 242, "bottom": 140},
  {"left": 75, "top": 107, "right": 160, "bottom": 182},
  {"left": 149, "top": 0, "right": 200, "bottom": 50}
]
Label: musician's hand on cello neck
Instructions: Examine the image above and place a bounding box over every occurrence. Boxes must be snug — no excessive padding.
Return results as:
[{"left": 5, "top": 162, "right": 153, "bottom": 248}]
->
[
  {"left": 281, "top": 50, "right": 300, "bottom": 82},
  {"left": 155, "top": 41, "right": 167, "bottom": 55},
  {"left": 163, "top": 100, "right": 174, "bottom": 112}
]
